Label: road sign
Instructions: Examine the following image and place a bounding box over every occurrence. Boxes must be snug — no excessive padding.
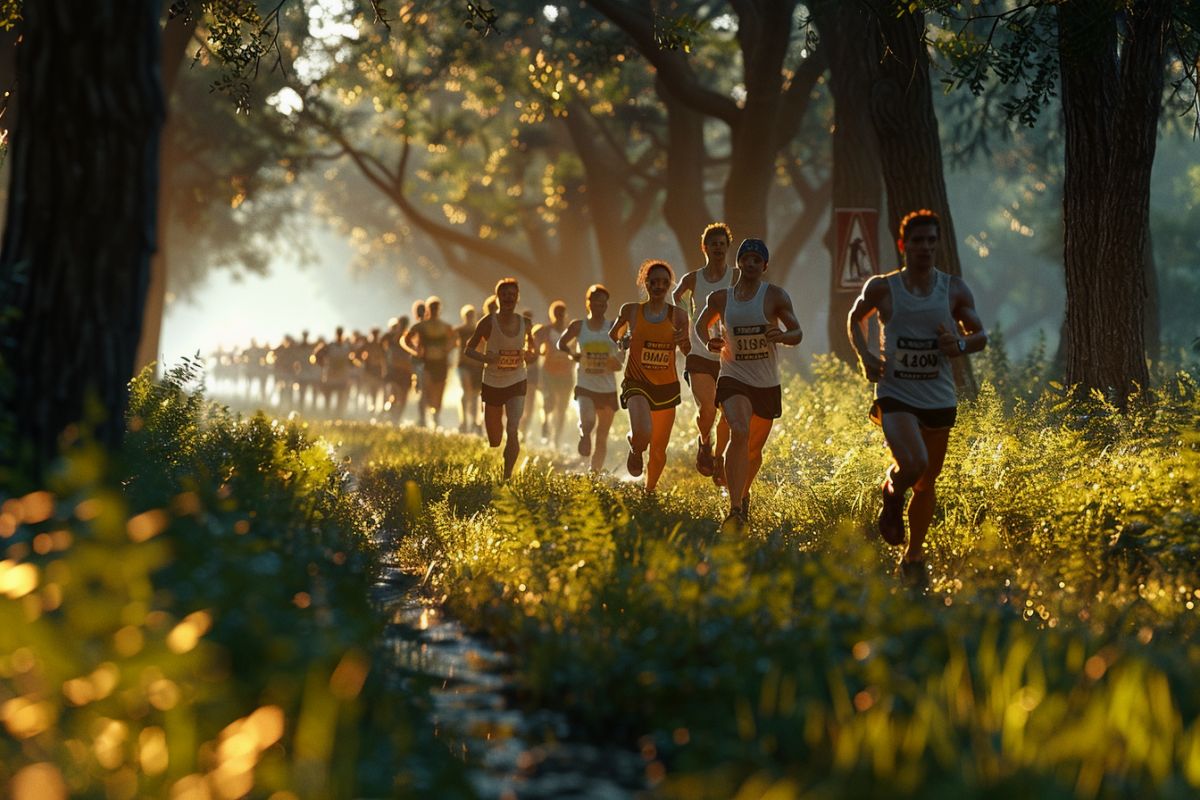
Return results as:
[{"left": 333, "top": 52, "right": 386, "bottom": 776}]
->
[{"left": 835, "top": 208, "right": 880, "bottom": 292}]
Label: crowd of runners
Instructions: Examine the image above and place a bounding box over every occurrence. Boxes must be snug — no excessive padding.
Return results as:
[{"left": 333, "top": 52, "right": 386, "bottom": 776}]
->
[{"left": 210, "top": 211, "right": 986, "bottom": 586}]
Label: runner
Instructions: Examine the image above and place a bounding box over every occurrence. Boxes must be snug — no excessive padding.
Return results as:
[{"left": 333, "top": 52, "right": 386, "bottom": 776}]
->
[
  {"left": 463, "top": 278, "right": 538, "bottom": 480},
  {"left": 695, "top": 238, "right": 803, "bottom": 530},
  {"left": 539, "top": 300, "right": 575, "bottom": 449},
  {"left": 556, "top": 284, "right": 623, "bottom": 472},
  {"left": 674, "top": 222, "right": 736, "bottom": 484},
  {"left": 522, "top": 308, "right": 542, "bottom": 441},
  {"left": 315, "top": 326, "right": 353, "bottom": 418},
  {"left": 403, "top": 297, "right": 454, "bottom": 428},
  {"left": 455, "top": 305, "right": 484, "bottom": 434},
  {"left": 383, "top": 317, "right": 414, "bottom": 422},
  {"left": 610, "top": 260, "right": 690, "bottom": 492},
  {"left": 847, "top": 209, "right": 988, "bottom": 588}
]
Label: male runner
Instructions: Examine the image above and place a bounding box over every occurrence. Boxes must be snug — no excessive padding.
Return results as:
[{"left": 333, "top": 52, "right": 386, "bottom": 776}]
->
[{"left": 404, "top": 297, "right": 454, "bottom": 428}]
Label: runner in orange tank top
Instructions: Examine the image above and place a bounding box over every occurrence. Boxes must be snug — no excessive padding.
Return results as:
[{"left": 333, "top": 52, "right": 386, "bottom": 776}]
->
[{"left": 609, "top": 260, "right": 691, "bottom": 491}]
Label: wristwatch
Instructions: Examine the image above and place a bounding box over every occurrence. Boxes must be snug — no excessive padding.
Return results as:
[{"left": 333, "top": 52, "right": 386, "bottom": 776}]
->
[{"left": 957, "top": 338, "right": 967, "bottom": 354}]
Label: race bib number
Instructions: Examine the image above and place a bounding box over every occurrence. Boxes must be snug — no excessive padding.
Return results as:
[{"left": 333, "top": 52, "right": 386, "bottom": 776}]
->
[
  {"left": 732, "top": 325, "right": 769, "bottom": 361},
  {"left": 582, "top": 344, "right": 610, "bottom": 374},
  {"left": 892, "top": 337, "right": 940, "bottom": 380},
  {"left": 639, "top": 340, "right": 673, "bottom": 371},
  {"left": 496, "top": 349, "right": 522, "bottom": 370}
]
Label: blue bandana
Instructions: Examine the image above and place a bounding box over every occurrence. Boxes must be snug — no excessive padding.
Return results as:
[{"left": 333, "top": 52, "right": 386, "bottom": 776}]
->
[{"left": 737, "top": 238, "right": 769, "bottom": 263}]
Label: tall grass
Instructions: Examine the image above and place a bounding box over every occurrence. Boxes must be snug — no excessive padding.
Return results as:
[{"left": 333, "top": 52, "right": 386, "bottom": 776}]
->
[
  {"left": 356, "top": 355, "right": 1200, "bottom": 797},
  {"left": 0, "top": 361, "right": 471, "bottom": 799}
]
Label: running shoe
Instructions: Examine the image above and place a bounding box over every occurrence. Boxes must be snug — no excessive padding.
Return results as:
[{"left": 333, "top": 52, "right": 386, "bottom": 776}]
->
[
  {"left": 696, "top": 436, "right": 714, "bottom": 476},
  {"left": 712, "top": 455, "right": 726, "bottom": 487},
  {"left": 878, "top": 478, "right": 906, "bottom": 545},
  {"left": 626, "top": 435, "right": 644, "bottom": 477},
  {"left": 720, "top": 507, "right": 747, "bottom": 533},
  {"left": 578, "top": 432, "right": 592, "bottom": 457},
  {"left": 897, "top": 559, "right": 929, "bottom": 591}
]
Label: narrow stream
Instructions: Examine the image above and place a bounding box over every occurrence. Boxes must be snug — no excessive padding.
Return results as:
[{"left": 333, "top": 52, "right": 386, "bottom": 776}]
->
[{"left": 373, "top": 565, "right": 649, "bottom": 799}]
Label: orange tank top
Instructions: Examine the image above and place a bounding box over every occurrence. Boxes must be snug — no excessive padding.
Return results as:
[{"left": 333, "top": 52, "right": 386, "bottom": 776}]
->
[{"left": 626, "top": 303, "right": 679, "bottom": 386}]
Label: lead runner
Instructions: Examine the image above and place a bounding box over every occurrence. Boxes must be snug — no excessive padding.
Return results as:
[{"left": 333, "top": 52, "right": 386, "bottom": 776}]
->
[{"left": 847, "top": 209, "right": 987, "bottom": 588}]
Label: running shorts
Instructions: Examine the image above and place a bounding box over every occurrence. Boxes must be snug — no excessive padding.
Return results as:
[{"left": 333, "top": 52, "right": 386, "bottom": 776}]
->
[
  {"left": 870, "top": 396, "right": 957, "bottom": 430},
  {"left": 482, "top": 380, "right": 527, "bottom": 407},
  {"left": 715, "top": 376, "right": 782, "bottom": 420}
]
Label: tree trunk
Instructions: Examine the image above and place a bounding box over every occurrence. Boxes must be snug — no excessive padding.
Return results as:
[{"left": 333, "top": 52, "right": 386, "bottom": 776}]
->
[
  {"left": 0, "top": 0, "right": 164, "bottom": 478},
  {"left": 134, "top": 10, "right": 197, "bottom": 377},
  {"left": 723, "top": 0, "right": 796, "bottom": 240},
  {"left": 657, "top": 76, "right": 712, "bottom": 269},
  {"left": 561, "top": 105, "right": 632, "bottom": 291},
  {"left": 864, "top": 1, "right": 975, "bottom": 392},
  {"left": 812, "top": 0, "right": 884, "bottom": 364},
  {"left": 1058, "top": 0, "right": 1166, "bottom": 404}
]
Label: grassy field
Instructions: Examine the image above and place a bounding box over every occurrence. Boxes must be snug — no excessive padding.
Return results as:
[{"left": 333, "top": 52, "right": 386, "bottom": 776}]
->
[
  {"left": 342, "top": 352, "right": 1200, "bottom": 798},
  {"left": 4, "top": 350, "right": 1198, "bottom": 798}
]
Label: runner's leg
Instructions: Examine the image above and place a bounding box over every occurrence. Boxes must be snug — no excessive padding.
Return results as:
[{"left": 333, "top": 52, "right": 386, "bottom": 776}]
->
[
  {"left": 722, "top": 394, "right": 754, "bottom": 515},
  {"left": 484, "top": 402, "right": 504, "bottom": 447},
  {"left": 906, "top": 427, "right": 950, "bottom": 562},
  {"left": 593, "top": 406, "right": 615, "bottom": 473},
  {"left": 743, "top": 414, "right": 775, "bottom": 500},
  {"left": 645, "top": 406, "right": 676, "bottom": 492},
  {"left": 503, "top": 395, "right": 526, "bottom": 479}
]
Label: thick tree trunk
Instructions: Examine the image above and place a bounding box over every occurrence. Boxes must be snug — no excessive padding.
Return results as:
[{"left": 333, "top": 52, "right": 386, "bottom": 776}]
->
[
  {"left": 865, "top": 2, "right": 975, "bottom": 392},
  {"left": 723, "top": 1, "right": 795, "bottom": 239},
  {"left": 561, "top": 106, "right": 631, "bottom": 291},
  {"left": 134, "top": 10, "right": 197, "bottom": 377},
  {"left": 1058, "top": 1, "right": 1166, "bottom": 404},
  {"left": 813, "top": 1, "right": 884, "bottom": 364},
  {"left": 657, "top": 76, "right": 712, "bottom": 269},
  {"left": 0, "top": 1, "right": 164, "bottom": 477}
]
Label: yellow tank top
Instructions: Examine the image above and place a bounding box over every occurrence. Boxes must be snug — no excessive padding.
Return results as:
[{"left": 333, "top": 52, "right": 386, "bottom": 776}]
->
[{"left": 626, "top": 303, "right": 679, "bottom": 386}]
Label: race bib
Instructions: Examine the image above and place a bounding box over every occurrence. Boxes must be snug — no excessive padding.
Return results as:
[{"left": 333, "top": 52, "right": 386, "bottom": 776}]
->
[
  {"left": 496, "top": 349, "right": 522, "bottom": 370},
  {"left": 582, "top": 343, "right": 610, "bottom": 374},
  {"left": 639, "top": 340, "right": 673, "bottom": 371},
  {"left": 732, "top": 325, "right": 769, "bottom": 361},
  {"left": 892, "top": 337, "right": 940, "bottom": 380}
]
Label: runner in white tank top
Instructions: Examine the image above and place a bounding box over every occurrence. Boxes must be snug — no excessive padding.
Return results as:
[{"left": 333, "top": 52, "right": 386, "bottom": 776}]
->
[
  {"left": 847, "top": 209, "right": 988, "bottom": 588},
  {"left": 695, "top": 238, "right": 803, "bottom": 531},
  {"left": 556, "top": 284, "right": 624, "bottom": 472},
  {"left": 674, "top": 223, "right": 736, "bottom": 483},
  {"left": 463, "top": 278, "right": 537, "bottom": 480}
]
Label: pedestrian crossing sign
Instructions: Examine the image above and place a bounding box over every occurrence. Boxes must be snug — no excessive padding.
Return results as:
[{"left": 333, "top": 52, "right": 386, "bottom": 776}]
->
[{"left": 835, "top": 208, "right": 880, "bottom": 291}]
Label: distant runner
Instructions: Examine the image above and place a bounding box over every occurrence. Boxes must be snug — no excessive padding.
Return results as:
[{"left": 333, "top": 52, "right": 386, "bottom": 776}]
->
[
  {"left": 556, "top": 284, "right": 623, "bottom": 472},
  {"left": 455, "top": 304, "right": 484, "bottom": 434},
  {"left": 539, "top": 300, "right": 575, "bottom": 448},
  {"left": 847, "top": 209, "right": 988, "bottom": 588},
  {"left": 403, "top": 297, "right": 454, "bottom": 428},
  {"left": 674, "top": 222, "right": 736, "bottom": 484},
  {"left": 463, "top": 278, "right": 538, "bottom": 480},
  {"left": 610, "top": 260, "right": 690, "bottom": 492},
  {"left": 695, "top": 238, "right": 803, "bottom": 530}
]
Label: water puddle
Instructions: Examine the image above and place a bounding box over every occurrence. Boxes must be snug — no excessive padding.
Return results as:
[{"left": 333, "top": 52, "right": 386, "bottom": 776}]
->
[{"left": 373, "top": 565, "right": 648, "bottom": 799}]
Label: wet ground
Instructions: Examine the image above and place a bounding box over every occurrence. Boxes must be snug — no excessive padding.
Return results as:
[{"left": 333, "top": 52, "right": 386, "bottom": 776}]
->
[{"left": 373, "top": 565, "right": 649, "bottom": 799}]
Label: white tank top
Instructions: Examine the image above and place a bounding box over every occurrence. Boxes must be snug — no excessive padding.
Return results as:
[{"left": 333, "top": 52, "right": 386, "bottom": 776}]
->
[
  {"left": 575, "top": 318, "right": 619, "bottom": 393},
  {"left": 877, "top": 270, "right": 958, "bottom": 409},
  {"left": 482, "top": 314, "right": 528, "bottom": 389},
  {"left": 718, "top": 282, "right": 778, "bottom": 388},
  {"left": 686, "top": 266, "right": 734, "bottom": 362}
]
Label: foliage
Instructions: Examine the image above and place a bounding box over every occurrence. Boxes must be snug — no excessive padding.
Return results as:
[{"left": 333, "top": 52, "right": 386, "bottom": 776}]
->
[
  {"left": 0, "top": 361, "right": 470, "bottom": 798},
  {"left": 356, "top": 357, "right": 1200, "bottom": 797}
]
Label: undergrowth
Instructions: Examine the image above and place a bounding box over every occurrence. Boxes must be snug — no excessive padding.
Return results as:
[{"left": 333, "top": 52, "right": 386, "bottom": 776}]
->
[
  {"left": 352, "top": 354, "right": 1200, "bottom": 798},
  {"left": 0, "top": 361, "right": 470, "bottom": 798}
]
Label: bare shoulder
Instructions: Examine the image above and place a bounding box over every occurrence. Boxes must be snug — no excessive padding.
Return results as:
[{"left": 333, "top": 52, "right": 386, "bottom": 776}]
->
[{"left": 947, "top": 273, "right": 976, "bottom": 299}]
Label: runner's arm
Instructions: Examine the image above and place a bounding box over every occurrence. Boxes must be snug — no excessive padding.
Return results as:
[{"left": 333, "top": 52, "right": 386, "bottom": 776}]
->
[
  {"left": 847, "top": 277, "right": 886, "bottom": 380},
  {"left": 672, "top": 271, "right": 696, "bottom": 305},
  {"left": 939, "top": 277, "right": 988, "bottom": 357},
  {"left": 523, "top": 318, "right": 539, "bottom": 363},
  {"left": 401, "top": 325, "right": 421, "bottom": 357},
  {"left": 672, "top": 305, "right": 692, "bottom": 354},
  {"left": 694, "top": 290, "right": 726, "bottom": 353},
  {"left": 609, "top": 304, "right": 633, "bottom": 348},
  {"left": 765, "top": 287, "right": 803, "bottom": 346},
  {"left": 462, "top": 317, "right": 493, "bottom": 364},
  {"left": 557, "top": 320, "right": 583, "bottom": 360}
]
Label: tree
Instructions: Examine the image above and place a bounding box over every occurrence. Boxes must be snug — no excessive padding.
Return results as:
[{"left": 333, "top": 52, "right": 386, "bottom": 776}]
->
[
  {"left": 926, "top": 0, "right": 1198, "bottom": 403},
  {"left": 0, "top": 0, "right": 164, "bottom": 479}
]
